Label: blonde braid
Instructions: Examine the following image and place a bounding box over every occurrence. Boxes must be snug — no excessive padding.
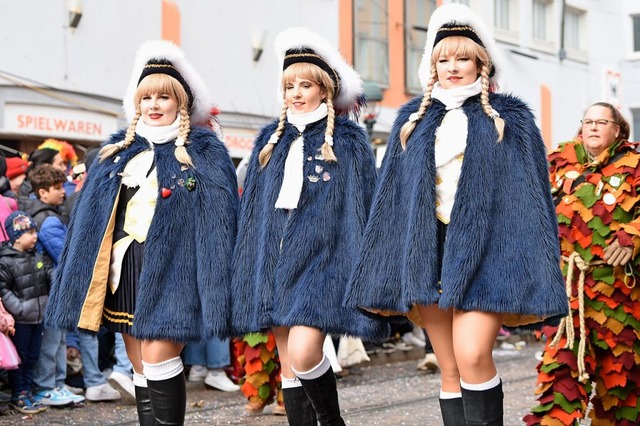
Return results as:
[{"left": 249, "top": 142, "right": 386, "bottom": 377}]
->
[
  {"left": 321, "top": 97, "right": 337, "bottom": 163},
  {"left": 174, "top": 108, "right": 194, "bottom": 168},
  {"left": 480, "top": 64, "right": 505, "bottom": 142},
  {"left": 259, "top": 103, "right": 288, "bottom": 168},
  {"left": 99, "top": 110, "right": 141, "bottom": 162},
  {"left": 400, "top": 65, "right": 437, "bottom": 150}
]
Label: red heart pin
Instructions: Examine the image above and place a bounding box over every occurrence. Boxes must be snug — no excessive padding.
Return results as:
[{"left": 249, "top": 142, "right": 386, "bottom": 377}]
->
[{"left": 161, "top": 188, "right": 172, "bottom": 198}]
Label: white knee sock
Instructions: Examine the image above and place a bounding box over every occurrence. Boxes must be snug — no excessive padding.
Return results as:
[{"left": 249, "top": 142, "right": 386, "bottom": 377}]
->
[
  {"left": 291, "top": 355, "right": 331, "bottom": 380},
  {"left": 142, "top": 356, "right": 184, "bottom": 382},
  {"left": 440, "top": 390, "right": 462, "bottom": 399},
  {"left": 132, "top": 371, "right": 147, "bottom": 388},
  {"left": 460, "top": 373, "right": 501, "bottom": 391},
  {"left": 281, "top": 375, "right": 302, "bottom": 389}
]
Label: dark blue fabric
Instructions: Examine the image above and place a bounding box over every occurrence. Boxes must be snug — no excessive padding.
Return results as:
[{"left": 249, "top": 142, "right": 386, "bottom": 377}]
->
[
  {"left": 231, "top": 116, "right": 389, "bottom": 341},
  {"left": 345, "top": 94, "right": 568, "bottom": 327},
  {"left": 45, "top": 127, "right": 239, "bottom": 342},
  {"left": 8, "top": 322, "right": 44, "bottom": 397}
]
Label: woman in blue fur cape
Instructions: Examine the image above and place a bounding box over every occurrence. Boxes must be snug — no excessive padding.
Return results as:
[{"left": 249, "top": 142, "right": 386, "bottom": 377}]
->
[
  {"left": 45, "top": 40, "right": 238, "bottom": 425},
  {"left": 344, "top": 4, "right": 567, "bottom": 425},
  {"left": 231, "top": 27, "right": 388, "bottom": 425}
]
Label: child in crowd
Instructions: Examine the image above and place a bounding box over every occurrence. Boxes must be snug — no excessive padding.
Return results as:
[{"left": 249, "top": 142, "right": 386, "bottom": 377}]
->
[
  {"left": 24, "top": 165, "right": 83, "bottom": 406},
  {"left": 0, "top": 211, "right": 52, "bottom": 414}
]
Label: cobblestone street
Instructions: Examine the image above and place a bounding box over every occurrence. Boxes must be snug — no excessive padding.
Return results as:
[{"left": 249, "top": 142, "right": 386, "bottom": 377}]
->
[{"left": 0, "top": 339, "right": 551, "bottom": 425}]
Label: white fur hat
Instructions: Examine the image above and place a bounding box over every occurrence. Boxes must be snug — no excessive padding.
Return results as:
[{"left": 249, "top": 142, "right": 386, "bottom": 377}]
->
[
  {"left": 123, "top": 40, "right": 212, "bottom": 125},
  {"left": 274, "top": 27, "right": 364, "bottom": 116},
  {"left": 418, "top": 4, "right": 503, "bottom": 90}
]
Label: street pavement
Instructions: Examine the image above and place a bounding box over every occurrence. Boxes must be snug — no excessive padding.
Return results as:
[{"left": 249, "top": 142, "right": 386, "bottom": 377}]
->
[{"left": 1, "top": 339, "right": 552, "bottom": 425}]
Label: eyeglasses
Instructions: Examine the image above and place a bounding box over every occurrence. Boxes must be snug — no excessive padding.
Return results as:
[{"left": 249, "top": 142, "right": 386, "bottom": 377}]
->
[{"left": 580, "top": 119, "right": 619, "bottom": 127}]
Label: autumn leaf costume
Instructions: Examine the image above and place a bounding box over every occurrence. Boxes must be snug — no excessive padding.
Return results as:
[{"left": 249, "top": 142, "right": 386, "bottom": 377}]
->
[{"left": 525, "top": 137, "right": 640, "bottom": 426}]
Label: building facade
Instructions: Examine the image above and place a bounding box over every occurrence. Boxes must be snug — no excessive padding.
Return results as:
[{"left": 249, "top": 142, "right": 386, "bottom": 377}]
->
[{"left": 0, "top": 0, "right": 639, "bottom": 161}]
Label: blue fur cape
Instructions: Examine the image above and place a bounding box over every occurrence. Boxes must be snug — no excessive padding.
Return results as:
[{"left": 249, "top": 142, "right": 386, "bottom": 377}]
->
[
  {"left": 345, "top": 94, "right": 568, "bottom": 327},
  {"left": 45, "top": 127, "right": 239, "bottom": 342},
  {"left": 231, "top": 116, "right": 389, "bottom": 341}
]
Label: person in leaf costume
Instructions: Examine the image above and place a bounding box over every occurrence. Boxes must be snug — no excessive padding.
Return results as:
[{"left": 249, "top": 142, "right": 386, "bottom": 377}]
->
[
  {"left": 524, "top": 102, "right": 640, "bottom": 426},
  {"left": 233, "top": 332, "right": 285, "bottom": 416}
]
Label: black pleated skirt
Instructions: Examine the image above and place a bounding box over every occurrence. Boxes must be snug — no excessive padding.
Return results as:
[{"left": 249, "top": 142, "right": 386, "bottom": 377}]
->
[{"left": 103, "top": 240, "right": 144, "bottom": 334}]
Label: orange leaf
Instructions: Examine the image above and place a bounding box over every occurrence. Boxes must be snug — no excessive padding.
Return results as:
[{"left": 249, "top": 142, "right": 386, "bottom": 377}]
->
[
  {"left": 241, "top": 381, "right": 258, "bottom": 397},
  {"left": 548, "top": 406, "right": 580, "bottom": 426},
  {"left": 260, "top": 346, "right": 277, "bottom": 364},
  {"left": 265, "top": 333, "right": 277, "bottom": 352},
  {"left": 602, "top": 370, "right": 627, "bottom": 388},
  {"left": 245, "top": 371, "right": 270, "bottom": 389},
  {"left": 613, "top": 154, "right": 640, "bottom": 168},
  {"left": 245, "top": 357, "right": 265, "bottom": 376}
]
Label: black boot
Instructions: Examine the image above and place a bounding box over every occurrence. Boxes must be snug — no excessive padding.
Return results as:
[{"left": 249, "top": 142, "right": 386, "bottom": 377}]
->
[
  {"left": 439, "top": 397, "right": 466, "bottom": 426},
  {"left": 298, "top": 368, "right": 345, "bottom": 426},
  {"left": 147, "top": 374, "right": 187, "bottom": 425},
  {"left": 282, "top": 386, "right": 317, "bottom": 426},
  {"left": 135, "top": 385, "right": 155, "bottom": 426},
  {"left": 461, "top": 381, "right": 503, "bottom": 426}
]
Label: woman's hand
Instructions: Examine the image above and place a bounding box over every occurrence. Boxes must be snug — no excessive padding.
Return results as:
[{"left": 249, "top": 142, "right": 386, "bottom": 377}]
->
[{"left": 603, "top": 239, "right": 633, "bottom": 266}]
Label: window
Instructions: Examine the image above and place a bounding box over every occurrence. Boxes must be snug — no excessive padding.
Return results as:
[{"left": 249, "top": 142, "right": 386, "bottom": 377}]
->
[
  {"left": 405, "top": 0, "right": 436, "bottom": 94},
  {"left": 532, "top": 0, "right": 550, "bottom": 41},
  {"left": 564, "top": 7, "right": 587, "bottom": 61},
  {"left": 494, "top": 0, "right": 511, "bottom": 31},
  {"left": 493, "top": 0, "right": 519, "bottom": 43},
  {"left": 354, "top": 0, "right": 389, "bottom": 87},
  {"left": 532, "top": 0, "right": 554, "bottom": 52},
  {"left": 633, "top": 109, "right": 640, "bottom": 141},
  {"left": 633, "top": 15, "right": 640, "bottom": 52}
]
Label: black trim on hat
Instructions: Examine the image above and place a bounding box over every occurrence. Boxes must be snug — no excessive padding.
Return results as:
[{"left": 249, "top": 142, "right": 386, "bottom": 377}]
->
[
  {"left": 137, "top": 59, "right": 194, "bottom": 110},
  {"left": 283, "top": 48, "right": 341, "bottom": 94},
  {"left": 433, "top": 24, "right": 495, "bottom": 77},
  {"left": 433, "top": 24, "right": 485, "bottom": 48}
]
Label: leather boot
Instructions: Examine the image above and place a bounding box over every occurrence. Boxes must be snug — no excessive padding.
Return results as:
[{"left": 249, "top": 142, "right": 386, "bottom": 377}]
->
[
  {"left": 147, "top": 374, "right": 187, "bottom": 425},
  {"left": 461, "top": 381, "right": 504, "bottom": 426},
  {"left": 282, "top": 386, "right": 317, "bottom": 426},
  {"left": 439, "top": 397, "right": 466, "bottom": 426},
  {"left": 135, "top": 386, "right": 154, "bottom": 426},
  {"left": 298, "top": 368, "right": 345, "bottom": 426}
]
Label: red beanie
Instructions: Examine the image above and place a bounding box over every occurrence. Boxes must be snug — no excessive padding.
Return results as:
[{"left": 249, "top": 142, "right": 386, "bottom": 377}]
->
[{"left": 5, "top": 157, "right": 29, "bottom": 179}]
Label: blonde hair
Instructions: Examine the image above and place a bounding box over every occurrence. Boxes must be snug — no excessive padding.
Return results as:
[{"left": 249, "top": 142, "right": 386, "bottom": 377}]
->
[
  {"left": 259, "top": 62, "right": 336, "bottom": 168},
  {"left": 400, "top": 36, "right": 505, "bottom": 149},
  {"left": 100, "top": 73, "right": 195, "bottom": 167}
]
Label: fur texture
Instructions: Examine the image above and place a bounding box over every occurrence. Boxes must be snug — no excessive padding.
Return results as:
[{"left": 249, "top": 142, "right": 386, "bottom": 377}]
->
[
  {"left": 123, "top": 40, "right": 212, "bottom": 125},
  {"left": 274, "top": 27, "right": 363, "bottom": 115},
  {"left": 45, "top": 127, "right": 238, "bottom": 342},
  {"left": 344, "top": 94, "right": 568, "bottom": 327},
  {"left": 231, "top": 116, "right": 389, "bottom": 341},
  {"left": 419, "top": 4, "right": 504, "bottom": 89}
]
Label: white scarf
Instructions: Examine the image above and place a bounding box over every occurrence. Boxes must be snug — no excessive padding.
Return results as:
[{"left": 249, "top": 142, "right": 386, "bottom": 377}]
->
[
  {"left": 135, "top": 114, "right": 181, "bottom": 145},
  {"left": 431, "top": 77, "right": 482, "bottom": 110},
  {"left": 275, "top": 103, "right": 328, "bottom": 209}
]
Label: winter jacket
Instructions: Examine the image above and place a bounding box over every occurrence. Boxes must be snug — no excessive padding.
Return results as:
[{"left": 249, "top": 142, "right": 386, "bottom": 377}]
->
[
  {"left": 24, "top": 199, "right": 68, "bottom": 264},
  {"left": 45, "top": 127, "right": 239, "bottom": 342},
  {"left": 0, "top": 244, "right": 51, "bottom": 324},
  {"left": 345, "top": 93, "right": 568, "bottom": 328},
  {"left": 231, "top": 115, "right": 389, "bottom": 341},
  {"left": 0, "top": 195, "right": 17, "bottom": 243}
]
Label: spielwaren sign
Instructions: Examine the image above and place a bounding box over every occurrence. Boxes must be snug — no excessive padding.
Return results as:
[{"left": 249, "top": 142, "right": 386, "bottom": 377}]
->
[{"left": 4, "top": 103, "right": 118, "bottom": 142}]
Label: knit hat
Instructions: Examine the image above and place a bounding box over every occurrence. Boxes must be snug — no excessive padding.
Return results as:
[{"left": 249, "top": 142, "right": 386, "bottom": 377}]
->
[
  {"left": 274, "top": 27, "right": 365, "bottom": 117},
  {"left": 123, "top": 40, "right": 212, "bottom": 126},
  {"left": 419, "top": 3, "right": 504, "bottom": 90},
  {"left": 5, "top": 211, "right": 37, "bottom": 244},
  {"left": 5, "top": 157, "right": 28, "bottom": 179}
]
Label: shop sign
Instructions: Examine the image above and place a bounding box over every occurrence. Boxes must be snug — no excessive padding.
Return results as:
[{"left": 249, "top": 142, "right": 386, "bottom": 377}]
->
[{"left": 4, "top": 103, "right": 118, "bottom": 141}]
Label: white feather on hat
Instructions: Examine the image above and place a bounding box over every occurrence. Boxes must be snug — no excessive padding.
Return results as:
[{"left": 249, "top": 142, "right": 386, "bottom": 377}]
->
[
  {"left": 123, "top": 40, "right": 212, "bottom": 125},
  {"left": 274, "top": 27, "right": 364, "bottom": 115},
  {"left": 418, "top": 4, "right": 504, "bottom": 90}
]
